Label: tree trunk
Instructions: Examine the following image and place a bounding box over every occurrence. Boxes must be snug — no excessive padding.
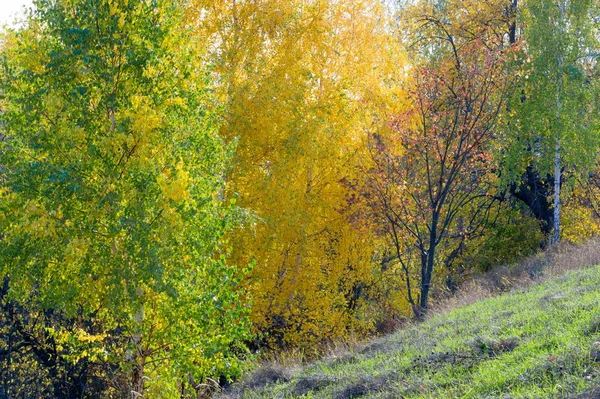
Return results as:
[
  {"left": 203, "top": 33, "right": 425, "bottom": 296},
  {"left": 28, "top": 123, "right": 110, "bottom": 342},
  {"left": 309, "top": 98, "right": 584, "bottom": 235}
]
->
[
  {"left": 552, "top": 139, "right": 561, "bottom": 245},
  {"left": 552, "top": 2, "right": 564, "bottom": 246},
  {"left": 131, "top": 359, "right": 145, "bottom": 398},
  {"left": 418, "top": 214, "right": 439, "bottom": 320},
  {"left": 508, "top": 0, "right": 518, "bottom": 45},
  {"left": 419, "top": 244, "right": 435, "bottom": 317},
  {"left": 413, "top": 251, "right": 428, "bottom": 321},
  {"left": 509, "top": 166, "right": 554, "bottom": 241},
  {"left": 131, "top": 287, "right": 145, "bottom": 398}
]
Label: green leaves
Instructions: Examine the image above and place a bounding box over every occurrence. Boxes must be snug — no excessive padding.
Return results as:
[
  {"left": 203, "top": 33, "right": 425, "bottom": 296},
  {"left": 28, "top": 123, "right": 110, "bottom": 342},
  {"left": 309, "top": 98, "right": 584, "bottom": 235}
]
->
[
  {"left": 0, "top": 0, "right": 250, "bottom": 394},
  {"left": 505, "top": 0, "right": 599, "bottom": 178}
]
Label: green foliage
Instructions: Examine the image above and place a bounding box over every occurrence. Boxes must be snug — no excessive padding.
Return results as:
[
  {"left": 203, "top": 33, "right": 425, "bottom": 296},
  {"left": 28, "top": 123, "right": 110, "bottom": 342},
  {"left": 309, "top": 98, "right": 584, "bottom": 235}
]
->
[
  {"left": 502, "top": 0, "right": 599, "bottom": 183},
  {"left": 0, "top": 0, "right": 250, "bottom": 394},
  {"left": 461, "top": 208, "right": 543, "bottom": 272}
]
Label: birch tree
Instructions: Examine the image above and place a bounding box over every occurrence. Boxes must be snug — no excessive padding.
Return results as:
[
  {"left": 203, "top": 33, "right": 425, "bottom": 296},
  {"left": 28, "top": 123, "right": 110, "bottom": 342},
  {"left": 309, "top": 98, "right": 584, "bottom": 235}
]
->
[{"left": 504, "top": 0, "right": 599, "bottom": 245}]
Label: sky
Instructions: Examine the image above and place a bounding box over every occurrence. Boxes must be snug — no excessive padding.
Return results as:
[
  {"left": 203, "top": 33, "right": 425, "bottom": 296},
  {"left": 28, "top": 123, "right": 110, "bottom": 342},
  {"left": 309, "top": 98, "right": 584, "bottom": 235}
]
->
[
  {"left": 0, "top": 1, "right": 400, "bottom": 27},
  {"left": 0, "top": 0, "right": 33, "bottom": 27}
]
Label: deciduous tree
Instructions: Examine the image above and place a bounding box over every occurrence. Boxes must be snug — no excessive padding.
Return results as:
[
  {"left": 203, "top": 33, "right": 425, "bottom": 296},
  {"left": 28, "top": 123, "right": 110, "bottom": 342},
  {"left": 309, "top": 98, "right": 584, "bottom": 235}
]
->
[
  {"left": 503, "top": 0, "right": 600, "bottom": 245},
  {"left": 365, "top": 4, "right": 509, "bottom": 318},
  {"left": 0, "top": 0, "right": 250, "bottom": 395},
  {"left": 189, "top": 0, "right": 404, "bottom": 350}
]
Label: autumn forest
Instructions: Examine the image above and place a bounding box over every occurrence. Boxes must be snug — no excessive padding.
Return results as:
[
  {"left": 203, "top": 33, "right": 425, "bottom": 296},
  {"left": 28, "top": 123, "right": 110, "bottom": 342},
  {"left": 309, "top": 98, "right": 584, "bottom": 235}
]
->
[{"left": 1, "top": 0, "right": 600, "bottom": 397}]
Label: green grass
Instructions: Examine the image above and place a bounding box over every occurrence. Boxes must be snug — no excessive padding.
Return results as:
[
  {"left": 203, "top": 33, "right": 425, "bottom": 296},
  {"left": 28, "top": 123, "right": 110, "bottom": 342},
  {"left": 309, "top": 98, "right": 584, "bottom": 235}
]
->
[{"left": 226, "top": 265, "right": 600, "bottom": 398}]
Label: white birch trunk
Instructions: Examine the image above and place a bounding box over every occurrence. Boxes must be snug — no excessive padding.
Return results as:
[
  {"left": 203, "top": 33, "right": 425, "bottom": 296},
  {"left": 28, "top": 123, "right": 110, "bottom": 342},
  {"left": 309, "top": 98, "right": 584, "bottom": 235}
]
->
[
  {"left": 552, "top": 139, "right": 561, "bottom": 245},
  {"left": 551, "top": 0, "right": 565, "bottom": 246}
]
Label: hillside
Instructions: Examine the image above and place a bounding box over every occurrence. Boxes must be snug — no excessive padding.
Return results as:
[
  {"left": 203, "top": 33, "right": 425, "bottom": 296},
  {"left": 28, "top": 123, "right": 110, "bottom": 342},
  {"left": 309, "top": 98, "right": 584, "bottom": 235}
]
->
[{"left": 224, "top": 263, "right": 600, "bottom": 399}]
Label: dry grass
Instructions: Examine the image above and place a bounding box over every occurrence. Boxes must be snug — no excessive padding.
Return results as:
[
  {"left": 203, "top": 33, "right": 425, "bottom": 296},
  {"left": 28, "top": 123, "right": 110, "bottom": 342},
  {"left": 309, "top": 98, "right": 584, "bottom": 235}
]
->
[{"left": 431, "top": 237, "right": 600, "bottom": 316}]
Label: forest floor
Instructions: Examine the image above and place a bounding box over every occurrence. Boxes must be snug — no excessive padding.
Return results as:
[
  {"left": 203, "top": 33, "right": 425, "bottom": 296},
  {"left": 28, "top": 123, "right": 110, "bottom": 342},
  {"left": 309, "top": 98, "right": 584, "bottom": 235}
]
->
[{"left": 221, "top": 239, "right": 600, "bottom": 399}]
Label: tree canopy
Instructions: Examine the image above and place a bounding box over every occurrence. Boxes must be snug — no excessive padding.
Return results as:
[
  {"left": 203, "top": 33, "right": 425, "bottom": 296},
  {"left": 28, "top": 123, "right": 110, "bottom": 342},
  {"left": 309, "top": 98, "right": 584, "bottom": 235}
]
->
[{"left": 1, "top": 0, "right": 600, "bottom": 396}]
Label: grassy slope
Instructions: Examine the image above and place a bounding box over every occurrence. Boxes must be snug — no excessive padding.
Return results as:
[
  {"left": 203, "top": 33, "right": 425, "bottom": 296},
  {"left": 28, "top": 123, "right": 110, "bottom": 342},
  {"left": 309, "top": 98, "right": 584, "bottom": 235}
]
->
[{"left": 228, "top": 265, "right": 600, "bottom": 399}]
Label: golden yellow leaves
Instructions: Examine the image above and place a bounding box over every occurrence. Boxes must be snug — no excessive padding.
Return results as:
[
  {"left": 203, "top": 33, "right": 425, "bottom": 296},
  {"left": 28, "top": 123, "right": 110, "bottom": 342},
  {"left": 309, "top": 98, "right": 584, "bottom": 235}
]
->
[
  {"left": 18, "top": 43, "right": 47, "bottom": 75},
  {"left": 195, "top": 0, "right": 405, "bottom": 349},
  {"left": 107, "top": 0, "right": 136, "bottom": 29},
  {"left": 158, "top": 162, "right": 191, "bottom": 203},
  {"left": 143, "top": 65, "right": 161, "bottom": 79},
  {"left": 74, "top": 328, "right": 106, "bottom": 344},
  {"left": 562, "top": 204, "right": 600, "bottom": 243},
  {"left": 98, "top": 95, "right": 166, "bottom": 167},
  {"left": 128, "top": 95, "right": 163, "bottom": 138},
  {"left": 47, "top": 327, "right": 108, "bottom": 364},
  {"left": 154, "top": 162, "right": 192, "bottom": 231},
  {"left": 164, "top": 96, "right": 187, "bottom": 109},
  {"left": 107, "top": 0, "right": 119, "bottom": 17},
  {"left": 0, "top": 21, "right": 49, "bottom": 75}
]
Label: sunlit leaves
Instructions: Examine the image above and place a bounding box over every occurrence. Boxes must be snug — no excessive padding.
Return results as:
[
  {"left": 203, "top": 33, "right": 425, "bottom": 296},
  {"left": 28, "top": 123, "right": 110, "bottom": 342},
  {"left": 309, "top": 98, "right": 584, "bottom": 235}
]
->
[
  {"left": 0, "top": 0, "right": 250, "bottom": 394},
  {"left": 190, "top": 0, "right": 404, "bottom": 350}
]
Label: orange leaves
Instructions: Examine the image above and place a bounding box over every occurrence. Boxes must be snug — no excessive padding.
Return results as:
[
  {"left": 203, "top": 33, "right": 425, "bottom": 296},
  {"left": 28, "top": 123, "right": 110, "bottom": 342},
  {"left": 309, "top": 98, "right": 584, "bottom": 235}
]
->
[{"left": 359, "top": 0, "right": 512, "bottom": 317}]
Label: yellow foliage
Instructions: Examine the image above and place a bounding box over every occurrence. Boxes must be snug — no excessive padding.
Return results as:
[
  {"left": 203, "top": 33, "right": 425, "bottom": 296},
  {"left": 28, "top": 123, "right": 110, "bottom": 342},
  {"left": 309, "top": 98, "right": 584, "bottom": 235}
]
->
[
  {"left": 562, "top": 204, "right": 600, "bottom": 243},
  {"left": 190, "top": 0, "right": 407, "bottom": 350},
  {"left": 157, "top": 162, "right": 191, "bottom": 203}
]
